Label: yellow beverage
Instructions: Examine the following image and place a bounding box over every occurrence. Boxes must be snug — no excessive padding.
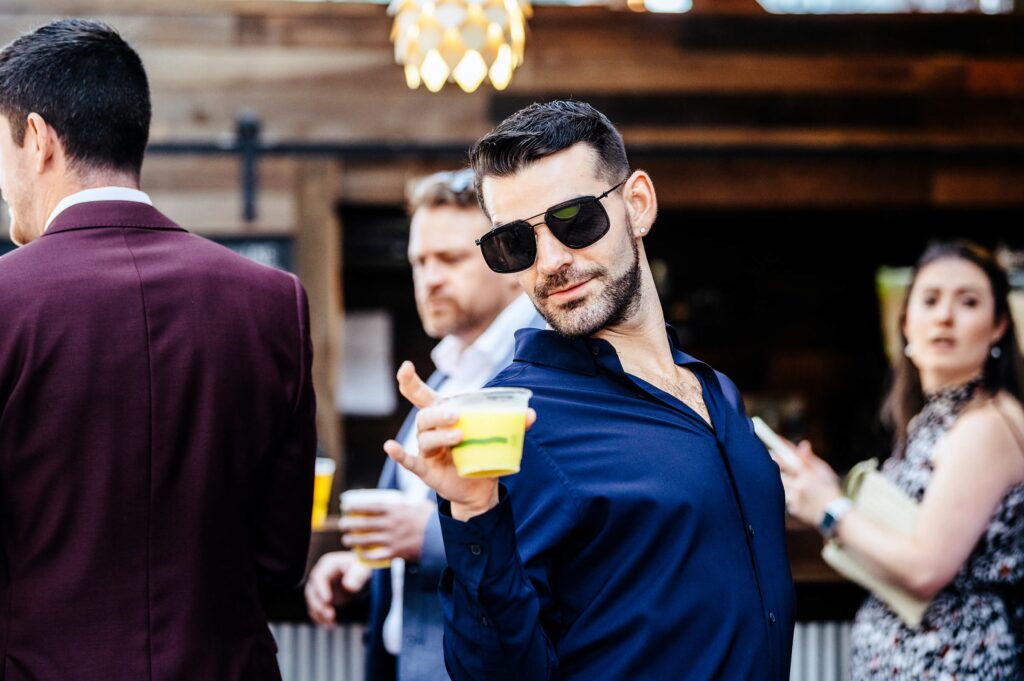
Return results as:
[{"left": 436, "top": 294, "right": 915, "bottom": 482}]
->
[
  {"left": 311, "top": 458, "right": 336, "bottom": 528},
  {"left": 340, "top": 489, "right": 405, "bottom": 569},
  {"left": 348, "top": 512, "right": 393, "bottom": 569},
  {"left": 451, "top": 408, "right": 528, "bottom": 478}
]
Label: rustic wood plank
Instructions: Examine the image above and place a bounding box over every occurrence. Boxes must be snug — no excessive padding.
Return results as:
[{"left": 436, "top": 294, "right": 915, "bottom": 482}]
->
[
  {"left": 141, "top": 155, "right": 297, "bottom": 191},
  {"left": 932, "top": 166, "right": 1024, "bottom": 205},
  {"left": 338, "top": 158, "right": 933, "bottom": 208},
  {"left": 620, "top": 127, "right": 1024, "bottom": 149},
  {"left": 149, "top": 189, "right": 295, "bottom": 234},
  {"left": 295, "top": 160, "right": 345, "bottom": 493},
  {"left": 0, "top": 0, "right": 223, "bottom": 14},
  {"left": 675, "top": 14, "right": 1024, "bottom": 56},
  {"left": 0, "top": 3, "right": 1020, "bottom": 220},
  {"left": 341, "top": 159, "right": 462, "bottom": 206},
  {"left": 645, "top": 157, "right": 931, "bottom": 207}
]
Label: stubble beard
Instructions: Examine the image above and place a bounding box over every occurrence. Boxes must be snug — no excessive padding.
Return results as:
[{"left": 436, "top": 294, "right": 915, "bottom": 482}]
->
[
  {"left": 534, "top": 233, "right": 642, "bottom": 339},
  {"left": 420, "top": 298, "right": 488, "bottom": 341}
]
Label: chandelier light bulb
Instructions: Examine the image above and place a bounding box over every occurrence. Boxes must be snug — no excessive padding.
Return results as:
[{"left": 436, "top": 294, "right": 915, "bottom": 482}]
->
[
  {"left": 420, "top": 49, "right": 450, "bottom": 92},
  {"left": 489, "top": 43, "right": 513, "bottom": 90},
  {"left": 389, "top": 0, "right": 531, "bottom": 93},
  {"left": 453, "top": 49, "right": 489, "bottom": 92}
]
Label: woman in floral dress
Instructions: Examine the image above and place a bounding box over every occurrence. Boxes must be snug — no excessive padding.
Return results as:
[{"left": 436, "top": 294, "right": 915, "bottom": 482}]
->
[{"left": 778, "top": 242, "right": 1024, "bottom": 680}]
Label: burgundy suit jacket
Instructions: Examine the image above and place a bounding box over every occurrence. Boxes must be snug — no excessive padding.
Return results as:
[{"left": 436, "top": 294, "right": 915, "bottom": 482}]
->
[{"left": 0, "top": 201, "right": 317, "bottom": 680}]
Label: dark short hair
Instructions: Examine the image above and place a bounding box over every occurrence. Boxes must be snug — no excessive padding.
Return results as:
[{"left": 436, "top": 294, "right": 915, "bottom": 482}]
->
[
  {"left": 0, "top": 19, "right": 151, "bottom": 177},
  {"left": 882, "top": 240, "right": 1024, "bottom": 454},
  {"left": 468, "top": 100, "right": 630, "bottom": 217},
  {"left": 405, "top": 169, "right": 478, "bottom": 215}
]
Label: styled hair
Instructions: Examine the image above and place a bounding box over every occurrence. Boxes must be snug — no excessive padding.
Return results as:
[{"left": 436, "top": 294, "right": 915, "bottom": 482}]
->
[
  {"left": 468, "top": 100, "right": 630, "bottom": 217},
  {"left": 0, "top": 19, "right": 151, "bottom": 177},
  {"left": 881, "top": 240, "right": 1024, "bottom": 453},
  {"left": 405, "top": 168, "right": 478, "bottom": 215}
]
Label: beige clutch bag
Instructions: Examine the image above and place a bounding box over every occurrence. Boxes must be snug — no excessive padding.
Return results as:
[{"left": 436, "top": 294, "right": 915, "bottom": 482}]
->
[{"left": 820, "top": 458, "right": 931, "bottom": 628}]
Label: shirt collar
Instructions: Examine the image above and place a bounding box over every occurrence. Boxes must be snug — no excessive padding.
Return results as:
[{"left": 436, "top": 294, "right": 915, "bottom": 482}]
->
[
  {"left": 44, "top": 186, "right": 153, "bottom": 232},
  {"left": 512, "top": 324, "right": 709, "bottom": 377},
  {"left": 430, "top": 293, "right": 540, "bottom": 379}
]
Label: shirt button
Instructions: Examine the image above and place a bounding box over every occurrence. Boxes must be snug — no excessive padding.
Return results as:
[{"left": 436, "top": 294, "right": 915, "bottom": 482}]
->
[
  {"left": 481, "top": 615, "right": 491, "bottom": 627},
  {"left": 469, "top": 544, "right": 482, "bottom": 556},
  {"left": 591, "top": 346, "right": 600, "bottom": 356},
  {"left": 768, "top": 611, "right": 777, "bottom": 624},
  {"left": 407, "top": 565, "right": 419, "bottom": 575},
  {"left": 746, "top": 524, "right": 755, "bottom": 537}
]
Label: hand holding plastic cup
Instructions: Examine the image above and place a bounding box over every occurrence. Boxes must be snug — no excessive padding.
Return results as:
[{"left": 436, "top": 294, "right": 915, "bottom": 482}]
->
[
  {"left": 339, "top": 489, "right": 406, "bottom": 568},
  {"left": 443, "top": 388, "right": 532, "bottom": 478}
]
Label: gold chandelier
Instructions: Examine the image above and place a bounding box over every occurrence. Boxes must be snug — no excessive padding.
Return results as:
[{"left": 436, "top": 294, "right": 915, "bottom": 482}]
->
[{"left": 388, "top": 0, "right": 532, "bottom": 93}]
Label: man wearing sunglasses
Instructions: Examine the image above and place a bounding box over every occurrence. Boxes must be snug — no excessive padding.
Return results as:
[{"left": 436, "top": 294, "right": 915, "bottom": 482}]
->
[{"left": 385, "top": 101, "right": 795, "bottom": 680}]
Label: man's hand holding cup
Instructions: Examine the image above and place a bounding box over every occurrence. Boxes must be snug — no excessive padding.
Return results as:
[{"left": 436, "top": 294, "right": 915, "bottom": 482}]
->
[{"left": 383, "top": 361, "right": 535, "bottom": 522}]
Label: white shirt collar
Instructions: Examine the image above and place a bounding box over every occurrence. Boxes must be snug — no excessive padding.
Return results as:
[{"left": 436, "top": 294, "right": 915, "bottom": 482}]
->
[
  {"left": 430, "top": 293, "right": 537, "bottom": 382},
  {"left": 44, "top": 186, "right": 153, "bottom": 232}
]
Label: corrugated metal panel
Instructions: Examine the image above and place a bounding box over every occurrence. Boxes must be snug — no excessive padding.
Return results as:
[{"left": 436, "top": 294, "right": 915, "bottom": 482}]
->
[
  {"left": 272, "top": 620, "right": 850, "bottom": 681},
  {"left": 790, "top": 621, "right": 852, "bottom": 681},
  {"left": 271, "top": 623, "right": 365, "bottom": 681}
]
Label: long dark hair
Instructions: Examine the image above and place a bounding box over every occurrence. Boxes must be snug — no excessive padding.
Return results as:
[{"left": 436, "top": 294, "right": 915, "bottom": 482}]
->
[{"left": 881, "top": 241, "right": 1024, "bottom": 454}]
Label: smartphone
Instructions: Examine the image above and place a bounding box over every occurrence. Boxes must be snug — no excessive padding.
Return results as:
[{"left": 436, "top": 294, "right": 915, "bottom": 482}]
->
[{"left": 751, "top": 416, "right": 803, "bottom": 469}]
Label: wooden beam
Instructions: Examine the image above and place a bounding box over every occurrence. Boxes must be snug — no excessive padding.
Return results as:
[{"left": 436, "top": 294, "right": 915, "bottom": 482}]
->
[
  {"left": 643, "top": 157, "right": 931, "bottom": 207},
  {"left": 932, "top": 166, "right": 1024, "bottom": 205},
  {"left": 295, "top": 159, "right": 346, "bottom": 495},
  {"left": 148, "top": 190, "right": 296, "bottom": 236}
]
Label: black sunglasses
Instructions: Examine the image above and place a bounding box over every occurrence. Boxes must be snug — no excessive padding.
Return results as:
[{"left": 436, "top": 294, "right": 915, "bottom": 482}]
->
[{"left": 475, "top": 179, "right": 628, "bottom": 274}]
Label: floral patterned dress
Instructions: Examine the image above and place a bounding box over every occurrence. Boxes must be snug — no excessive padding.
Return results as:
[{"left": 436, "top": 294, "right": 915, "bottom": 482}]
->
[{"left": 850, "top": 378, "right": 1024, "bottom": 680}]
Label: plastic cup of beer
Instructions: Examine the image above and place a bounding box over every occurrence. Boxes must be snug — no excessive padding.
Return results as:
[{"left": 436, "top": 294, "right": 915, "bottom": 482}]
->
[
  {"left": 443, "top": 388, "right": 532, "bottom": 478},
  {"left": 340, "top": 489, "right": 405, "bottom": 568},
  {"left": 311, "top": 457, "right": 336, "bottom": 528}
]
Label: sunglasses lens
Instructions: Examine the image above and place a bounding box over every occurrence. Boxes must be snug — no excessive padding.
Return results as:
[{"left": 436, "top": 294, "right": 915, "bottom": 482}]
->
[
  {"left": 551, "top": 203, "right": 582, "bottom": 221},
  {"left": 546, "top": 198, "right": 609, "bottom": 249},
  {"left": 480, "top": 221, "right": 535, "bottom": 273},
  {"left": 479, "top": 192, "right": 615, "bottom": 273}
]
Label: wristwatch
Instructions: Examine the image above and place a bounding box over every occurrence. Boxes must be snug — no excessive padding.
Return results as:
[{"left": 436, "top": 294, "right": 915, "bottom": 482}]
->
[{"left": 817, "top": 497, "right": 853, "bottom": 539}]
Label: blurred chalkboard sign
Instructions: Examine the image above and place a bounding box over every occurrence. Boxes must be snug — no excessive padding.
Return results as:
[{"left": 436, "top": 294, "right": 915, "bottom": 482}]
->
[{"left": 213, "top": 237, "right": 294, "bottom": 273}]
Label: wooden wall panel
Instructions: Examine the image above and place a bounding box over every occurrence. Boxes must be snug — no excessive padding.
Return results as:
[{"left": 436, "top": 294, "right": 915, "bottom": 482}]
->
[
  {"left": 932, "top": 166, "right": 1024, "bottom": 206},
  {"left": 642, "top": 158, "right": 931, "bottom": 207},
  {"left": 0, "top": 3, "right": 1020, "bottom": 218},
  {"left": 295, "top": 159, "right": 345, "bottom": 480},
  {"left": 2, "top": 7, "right": 1022, "bottom": 144}
]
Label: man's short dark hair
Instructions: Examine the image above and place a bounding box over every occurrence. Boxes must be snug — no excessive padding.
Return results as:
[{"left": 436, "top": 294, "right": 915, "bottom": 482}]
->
[
  {"left": 468, "top": 100, "right": 630, "bottom": 217},
  {"left": 0, "top": 19, "right": 151, "bottom": 177}
]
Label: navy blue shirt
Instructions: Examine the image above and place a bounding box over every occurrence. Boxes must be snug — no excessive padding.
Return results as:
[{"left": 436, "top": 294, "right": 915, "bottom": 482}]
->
[{"left": 437, "top": 328, "right": 795, "bottom": 681}]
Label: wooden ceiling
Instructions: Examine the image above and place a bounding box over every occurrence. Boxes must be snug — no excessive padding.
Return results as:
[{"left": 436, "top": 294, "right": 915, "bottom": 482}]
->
[{"left": 0, "top": 1, "right": 1020, "bottom": 230}]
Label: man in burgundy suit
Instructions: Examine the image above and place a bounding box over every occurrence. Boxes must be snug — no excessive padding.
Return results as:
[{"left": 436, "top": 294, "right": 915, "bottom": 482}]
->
[{"left": 0, "top": 20, "right": 317, "bottom": 681}]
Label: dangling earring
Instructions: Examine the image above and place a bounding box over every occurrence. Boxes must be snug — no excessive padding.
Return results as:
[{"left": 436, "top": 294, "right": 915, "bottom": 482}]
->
[
  {"left": 904, "top": 343, "right": 915, "bottom": 358},
  {"left": 991, "top": 345, "right": 1003, "bottom": 359}
]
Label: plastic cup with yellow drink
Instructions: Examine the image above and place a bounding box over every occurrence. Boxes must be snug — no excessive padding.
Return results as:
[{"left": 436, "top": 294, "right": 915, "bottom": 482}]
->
[
  {"left": 340, "top": 489, "right": 406, "bottom": 568},
  {"left": 311, "top": 457, "right": 336, "bottom": 528},
  {"left": 443, "top": 388, "right": 532, "bottom": 478}
]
